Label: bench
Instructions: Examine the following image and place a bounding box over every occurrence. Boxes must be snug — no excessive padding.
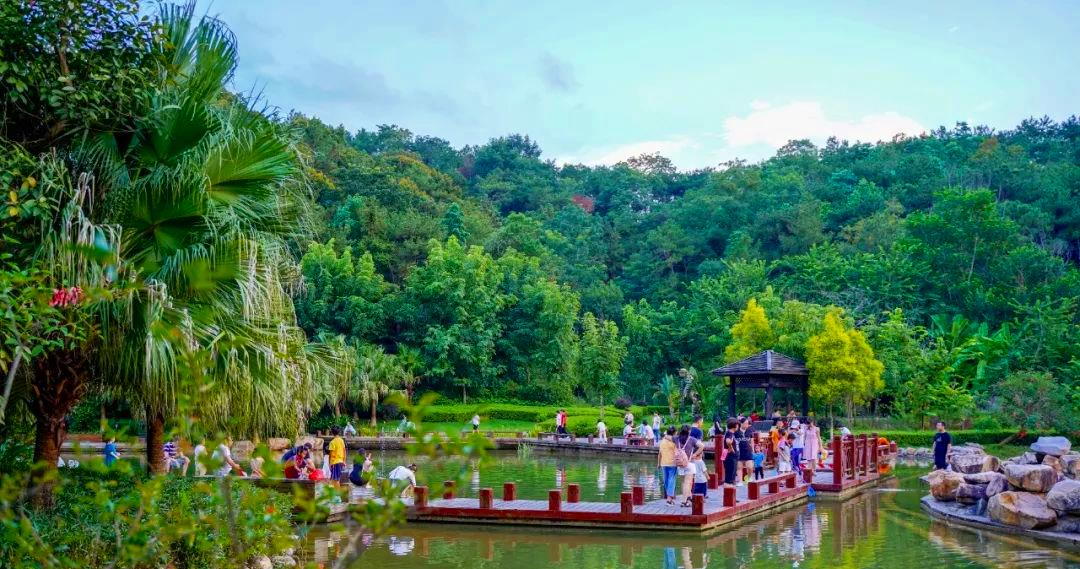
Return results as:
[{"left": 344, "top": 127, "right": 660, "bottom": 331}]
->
[{"left": 746, "top": 472, "right": 798, "bottom": 500}]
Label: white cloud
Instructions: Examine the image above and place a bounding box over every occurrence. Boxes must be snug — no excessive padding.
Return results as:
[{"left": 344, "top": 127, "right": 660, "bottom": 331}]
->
[
  {"left": 557, "top": 102, "right": 927, "bottom": 171},
  {"left": 558, "top": 137, "right": 700, "bottom": 167},
  {"left": 723, "top": 101, "right": 926, "bottom": 149}
]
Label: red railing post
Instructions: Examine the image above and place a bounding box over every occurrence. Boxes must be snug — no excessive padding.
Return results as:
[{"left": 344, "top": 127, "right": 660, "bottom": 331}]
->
[
  {"left": 503, "top": 482, "right": 516, "bottom": 502},
  {"left": 708, "top": 472, "right": 718, "bottom": 490},
  {"left": 748, "top": 481, "right": 760, "bottom": 500},
  {"left": 692, "top": 494, "right": 705, "bottom": 515},
  {"left": 443, "top": 480, "right": 455, "bottom": 500},
  {"left": 803, "top": 468, "right": 814, "bottom": 484},
  {"left": 567, "top": 484, "right": 580, "bottom": 503},
  {"left": 414, "top": 486, "right": 428, "bottom": 508},
  {"left": 632, "top": 485, "right": 645, "bottom": 505},
  {"left": 620, "top": 492, "right": 634, "bottom": 516},
  {"left": 786, "top": 473, "right": 797, "bottom": 489},
  {"left": 832, "top": 436, "right": 843, "bottom": 485},
  {"left": 479, "top": 488, "right": 493, "bottom": 509},
  {"left": 870, "top": 432, "right": 878, "bottom": 470},
  {"left": 548, "top": 489, "right": 562, "bottom": 511},
  {"left": 847, "top": 437, "right": 856, "bottom": 480},
  {"left": 723, "top": 485, "right": 736, "bottom": 507},
  {"left": 768, "top": 479, "right": 779, "bottom": 494}
]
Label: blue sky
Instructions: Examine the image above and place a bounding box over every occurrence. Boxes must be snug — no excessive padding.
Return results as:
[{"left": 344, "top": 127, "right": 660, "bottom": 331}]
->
[{"left": 216, "top": 0, "right": 1080, "bottom": 169}]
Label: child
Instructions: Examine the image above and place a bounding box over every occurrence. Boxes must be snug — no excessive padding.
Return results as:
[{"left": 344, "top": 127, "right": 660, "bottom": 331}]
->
[
  {"left": 778, "top": 433, "right": 794, "bottom": 473},
  {"left": 691, "top": 461, "right": 709, "bottom": 497},
  {"left": 752, "top": 441, "right": 766, "bottom": 480}
]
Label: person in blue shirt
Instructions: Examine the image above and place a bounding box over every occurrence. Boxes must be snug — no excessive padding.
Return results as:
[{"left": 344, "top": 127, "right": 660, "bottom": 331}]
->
[
  {"left": 752, "top": 441, "right": 766, "bottom": 480},
  {"left": 104, "top": 437, "right": 119, "bottom": 466}
]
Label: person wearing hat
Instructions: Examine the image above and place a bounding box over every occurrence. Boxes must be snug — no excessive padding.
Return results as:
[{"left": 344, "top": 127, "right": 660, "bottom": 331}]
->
[{"left": 388, "top": 463, "right": 418, "bottom": 498}]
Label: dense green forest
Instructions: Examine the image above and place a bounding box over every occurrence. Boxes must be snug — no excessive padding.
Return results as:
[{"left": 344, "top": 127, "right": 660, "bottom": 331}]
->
[{"left": 289, "top": 113, "right": 1080, "bottom": 427}]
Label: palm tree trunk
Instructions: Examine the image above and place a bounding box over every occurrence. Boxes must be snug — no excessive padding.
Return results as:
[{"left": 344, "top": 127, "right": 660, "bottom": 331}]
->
[
  {"left": 370, "top": 400, "right": 377, "bottom": 428},
  {"left": 28, "top": 349, "right": 88, "bottom": 510},
  {"left": 146, "top": 406, "right": 166, "bottom": 475}
]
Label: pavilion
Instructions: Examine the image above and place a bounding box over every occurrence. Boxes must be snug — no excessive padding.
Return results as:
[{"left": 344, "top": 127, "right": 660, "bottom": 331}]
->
[{"left": 711, "top": 350, "right": 808, "bottom": 419}]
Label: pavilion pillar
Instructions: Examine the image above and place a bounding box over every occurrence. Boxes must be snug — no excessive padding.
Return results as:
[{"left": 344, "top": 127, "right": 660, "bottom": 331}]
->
[
  {"left": 800, "top": 377, "right": 809, "bottom": 417},
  {"left": 764, "top": 380, "right": 774, "bottom": 418},
  {"left": 728, "top": 378, "right": 737, "bottom": 419}
]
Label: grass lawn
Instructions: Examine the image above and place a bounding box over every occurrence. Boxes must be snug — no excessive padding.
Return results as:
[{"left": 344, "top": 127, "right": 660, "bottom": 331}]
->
[{"left": 982, "top": 443, "right": 1029, "bottom": 459}]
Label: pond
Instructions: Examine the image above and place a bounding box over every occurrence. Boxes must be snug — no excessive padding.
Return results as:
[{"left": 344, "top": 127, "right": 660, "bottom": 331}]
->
[{"left": 308, "top": 451, "right": 1080, "bottom": 568}]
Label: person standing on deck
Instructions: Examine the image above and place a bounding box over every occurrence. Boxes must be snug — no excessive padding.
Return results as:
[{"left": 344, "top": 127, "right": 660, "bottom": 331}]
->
[
  {"left": 556, "top": 409, "right": 568, "bottom": 435},
  {"left": 803, "top": 418, "right": 821, "bottom": 476},
  {"left": 471, "top": 414, "right": 480, "bottom": 432},
  {"left": 657, "top": 427, "right": 678, "bottom": 505},
  {"left": 652, "top": 412, "right": 663, "bottom": 440},
  {"left": 736, "top": 418, "right": 754, "bottom": 484},
  {"left": 596, "top": 418, "right": 608, "bottom": 442},
  {"left": 778, "top": 433, "right": 793, "bottom": 473},
  {"left": 328, "top": 426, "right": 347, "bottom": 483},
  {"left": 791, "top": 420, "right": 805, "bottom": 474},
  {"left": 722, "top": 419, "right": 738, "bottom": 486},
  {"left": 676, "top": 425, "right": 704, "bottom": 507},
  {"left": 932, "top": 421, "right": 952, "bottom": 471},
  {"left": 689, "top": 415, "right": 708, "bottom": 491},
  {"left": 104, "top": 437, "right": 120, "bottom": 467}
]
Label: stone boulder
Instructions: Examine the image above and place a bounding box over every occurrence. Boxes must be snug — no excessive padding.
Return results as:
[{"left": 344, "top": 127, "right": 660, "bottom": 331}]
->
[
  {"left": 1043, "top": 454, "right": 1063, "bottom": 475},
  {"left": 956, "top": 483, "right": 988, "bottom": 505},
  {"left": 268, "top": 438, "right": 291, "bottom": 452},
  {"left": 250, "top": 556, "right": 272, "bottom": 569},
  {"left": 928, "top": 470, "right": 966, "bottom": 501},
  {"left": 1062, "top": 454, "right": 1080, "bottom": 480},
  {"left": 1031, "top": 436, "right": 1071, "bottom": 457},
  {"left": 1046, "top": 479, "right": 1080, "bottom": 514},
  {"left": 1055, "top": 515, "right": 1080, "bottom": 533},
  {"left": 988, "top": 491, "right": 1058, "bottom": 529},
  {"left": 1019, "top": 452, "right": 1039, "bottom": 465},
  {"left": 949, "top": 445, "right": 991, "bottom": 474},
  {"left": 964, "top": 471, "right": 1008, "bottom": 497},
  {"left": 1004, "top": 464, "right": 1058, "bottom": 493}
]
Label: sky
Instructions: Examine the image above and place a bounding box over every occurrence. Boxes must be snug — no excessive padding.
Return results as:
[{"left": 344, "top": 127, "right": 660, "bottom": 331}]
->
[{"left": 215, "top": 0, "right": 1080, "bottom": 169}]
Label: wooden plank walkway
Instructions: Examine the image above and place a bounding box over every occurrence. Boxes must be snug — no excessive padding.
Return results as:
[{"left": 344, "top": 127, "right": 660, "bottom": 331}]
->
[{"left": 405, "top": 432, "right": 895, "bottom": 531}]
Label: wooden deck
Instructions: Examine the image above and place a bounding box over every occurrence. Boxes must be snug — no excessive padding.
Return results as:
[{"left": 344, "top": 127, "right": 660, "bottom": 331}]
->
[
  {"left": 405, "top": 470, "right": 879, "bottom": 531},
  {"left": 405, "top": 433, "right": 893, "bottom": 531}
]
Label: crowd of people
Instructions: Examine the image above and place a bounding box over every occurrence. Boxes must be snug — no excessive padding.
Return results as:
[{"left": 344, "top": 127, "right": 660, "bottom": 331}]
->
[
  {"left": 656, "top": 414, "right": 826, "bottom": 503},
  {"left": 98, "top": 425, "right": 421, "bottom": 500}
]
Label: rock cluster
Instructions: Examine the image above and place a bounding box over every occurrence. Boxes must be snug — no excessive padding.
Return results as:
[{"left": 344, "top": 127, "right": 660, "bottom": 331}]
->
[{"left": 927, "top": 436, "right": 1080, "bottom": 535}]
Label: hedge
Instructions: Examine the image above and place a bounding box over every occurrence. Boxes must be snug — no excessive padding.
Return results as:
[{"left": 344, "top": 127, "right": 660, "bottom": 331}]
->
[
  {"left": 873, "top": 429, "right": 1068, "bottom": 448},
  {"left": 418, "top": 404, "right": 657, "bottom": 425}
]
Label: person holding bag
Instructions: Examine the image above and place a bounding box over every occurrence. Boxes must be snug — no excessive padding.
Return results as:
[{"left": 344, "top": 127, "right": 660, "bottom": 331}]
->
[{"left": 675, "top": 426, "right": 704, "bottom": 507}]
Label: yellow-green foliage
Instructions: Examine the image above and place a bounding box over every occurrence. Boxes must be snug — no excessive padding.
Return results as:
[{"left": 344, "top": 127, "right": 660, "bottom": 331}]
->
[
  {"left": 724, "top": 298, "right": 775, "bottom": 362},
  {"left": 806, "top": 309, "right": 884, "bottom": 408}
]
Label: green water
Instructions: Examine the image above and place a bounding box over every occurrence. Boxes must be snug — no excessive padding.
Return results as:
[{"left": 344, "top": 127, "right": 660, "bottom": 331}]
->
[{"left": 312, "top": 452, "right": 1080, "bottom": 568}]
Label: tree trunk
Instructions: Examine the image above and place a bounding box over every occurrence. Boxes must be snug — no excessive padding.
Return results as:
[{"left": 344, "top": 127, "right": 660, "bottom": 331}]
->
[
  {"left": 146, "top": 407, "right": 166, "bottom": 475},
  {"left": 99, "top": 401, "right": 107, "bottom": 435},
  {"left": 462, "top": 385, "right": 467, "bottom": 405},
  {"left": 28, "top": 349, "right": 89, "bottom": 510},
  {"left": 370, "top": 400, "right": 377, "bottom": 428}
]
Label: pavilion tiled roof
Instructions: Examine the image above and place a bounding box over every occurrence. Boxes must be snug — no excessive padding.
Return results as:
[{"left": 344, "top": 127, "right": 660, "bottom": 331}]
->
[{"left": 711, "top": 350, "right": 807, "bottom": 376}]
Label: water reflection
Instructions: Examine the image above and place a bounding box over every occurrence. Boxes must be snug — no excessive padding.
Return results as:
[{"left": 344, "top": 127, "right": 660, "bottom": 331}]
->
[{"left": 306, "top": 466, "right": 1080, "bottom": 569}]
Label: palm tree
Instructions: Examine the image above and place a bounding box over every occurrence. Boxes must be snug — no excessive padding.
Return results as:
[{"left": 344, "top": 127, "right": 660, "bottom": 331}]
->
[
  {"left": 395, "top": 345, "right": 422, "bottom": 403},
  {"left": 350, "top": 345, "right": 404, "bottom": 427},
  {"left": 85, "top": 5, "right": 351, "bottom": 473}
]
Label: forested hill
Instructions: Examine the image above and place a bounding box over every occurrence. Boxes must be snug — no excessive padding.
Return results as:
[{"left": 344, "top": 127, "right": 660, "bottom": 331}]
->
[{"left": 291, "top": 114, "right": 1080, "bottom": 415}]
